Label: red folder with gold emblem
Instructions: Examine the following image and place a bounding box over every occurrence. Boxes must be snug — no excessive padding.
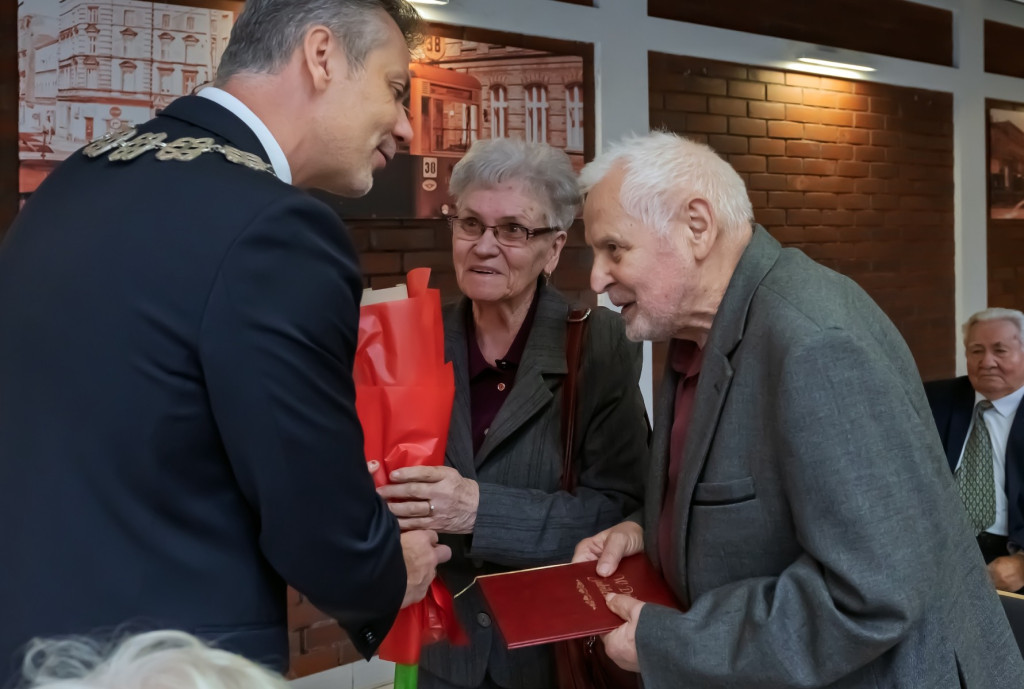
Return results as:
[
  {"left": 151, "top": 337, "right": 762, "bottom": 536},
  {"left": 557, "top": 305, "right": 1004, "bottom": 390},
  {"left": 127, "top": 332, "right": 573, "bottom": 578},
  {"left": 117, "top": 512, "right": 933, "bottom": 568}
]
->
[{"left": 473, "top": 554, "right": 682, "bottom": 649}]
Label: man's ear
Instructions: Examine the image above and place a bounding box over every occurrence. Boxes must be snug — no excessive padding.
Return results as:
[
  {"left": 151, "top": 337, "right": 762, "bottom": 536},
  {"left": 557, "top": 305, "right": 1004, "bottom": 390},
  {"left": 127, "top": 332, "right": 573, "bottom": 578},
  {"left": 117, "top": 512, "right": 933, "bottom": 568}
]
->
[
  {"left": 684, "top": 198, "right": 716, "bottom": 261},
  {"left": 302, "top": 25, "right": 342, "bottom": 92}
]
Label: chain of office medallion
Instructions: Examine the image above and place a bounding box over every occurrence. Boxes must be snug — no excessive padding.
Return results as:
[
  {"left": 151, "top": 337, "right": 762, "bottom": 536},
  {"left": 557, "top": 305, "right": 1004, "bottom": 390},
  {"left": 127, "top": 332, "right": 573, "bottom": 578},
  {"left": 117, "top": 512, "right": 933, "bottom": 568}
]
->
[{"left": 82, "top": 127, "right": 275, "bottom": 176}]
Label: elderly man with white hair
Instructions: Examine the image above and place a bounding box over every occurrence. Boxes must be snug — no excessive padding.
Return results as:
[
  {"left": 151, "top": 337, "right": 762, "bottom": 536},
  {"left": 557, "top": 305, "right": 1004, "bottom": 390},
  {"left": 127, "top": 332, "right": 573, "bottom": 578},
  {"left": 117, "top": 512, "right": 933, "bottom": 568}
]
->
[
  {"left": 571, "top": 131, "right": 1024, "bottom": 688},
  {"left": 926, "top": 307, "right": 1024, "bottom": 592}
]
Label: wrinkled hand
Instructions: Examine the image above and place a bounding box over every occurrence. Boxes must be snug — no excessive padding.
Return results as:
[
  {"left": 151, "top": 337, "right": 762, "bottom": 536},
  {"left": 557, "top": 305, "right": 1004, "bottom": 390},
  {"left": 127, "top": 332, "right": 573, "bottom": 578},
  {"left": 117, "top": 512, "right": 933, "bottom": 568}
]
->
[
  {"left": 572, "top": 521, "right": 644, "bottom": 577},
  {"left": 378, "top": 465, "right": 480, "bottom": 534},
  {"left": 400, "top": 529, "right": 451, "bottom": 608},
  {"left": 988, "top": 554, "right": 1024, "bottom": 592},
  {"left": 602, "top": 592, "right": 644, "bottom": 673}
]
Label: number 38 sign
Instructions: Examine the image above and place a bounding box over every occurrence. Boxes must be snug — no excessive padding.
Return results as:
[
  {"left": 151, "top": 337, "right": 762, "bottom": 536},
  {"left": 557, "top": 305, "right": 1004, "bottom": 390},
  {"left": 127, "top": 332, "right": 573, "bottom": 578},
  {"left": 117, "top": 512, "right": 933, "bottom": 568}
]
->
[{"left": 420, "top": 35, "right": 446, "bottom": 61}]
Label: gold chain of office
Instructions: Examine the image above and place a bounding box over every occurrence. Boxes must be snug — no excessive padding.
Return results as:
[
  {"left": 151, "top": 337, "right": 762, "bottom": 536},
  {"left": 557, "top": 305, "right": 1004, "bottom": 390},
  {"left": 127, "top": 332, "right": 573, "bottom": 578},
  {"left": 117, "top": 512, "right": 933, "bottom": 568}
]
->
[{"left": 81, "top": 126, "right": 276, "bottom": 176}]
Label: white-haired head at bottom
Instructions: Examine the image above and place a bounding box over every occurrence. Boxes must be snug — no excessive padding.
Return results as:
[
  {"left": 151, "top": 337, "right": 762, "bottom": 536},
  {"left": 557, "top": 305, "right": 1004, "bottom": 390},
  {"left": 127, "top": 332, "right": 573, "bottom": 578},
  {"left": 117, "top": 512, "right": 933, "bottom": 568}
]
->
[{"left": 19, "top": 630, "right": 288, "bottom": 689}]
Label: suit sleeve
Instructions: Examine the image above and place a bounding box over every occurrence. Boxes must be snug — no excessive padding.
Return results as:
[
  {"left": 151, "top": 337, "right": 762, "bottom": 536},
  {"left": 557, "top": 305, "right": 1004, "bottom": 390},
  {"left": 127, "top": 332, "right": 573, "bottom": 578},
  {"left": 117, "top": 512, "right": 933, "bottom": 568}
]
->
[
  {"left": 636, "top": 328, "right": 956, "bottom": 688},
  {"left": 198, "top": 194, "right": 405, "bottom": 658},
  {"left": 469, "top": 312, "right": 648, "bottom": 566}
]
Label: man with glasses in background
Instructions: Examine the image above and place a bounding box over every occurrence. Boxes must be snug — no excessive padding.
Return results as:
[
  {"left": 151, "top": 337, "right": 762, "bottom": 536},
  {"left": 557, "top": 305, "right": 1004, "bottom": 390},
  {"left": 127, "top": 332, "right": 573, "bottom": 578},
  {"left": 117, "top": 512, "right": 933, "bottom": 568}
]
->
[{"left": 926, "top": 308, "right": 1024, "bottom": 592}]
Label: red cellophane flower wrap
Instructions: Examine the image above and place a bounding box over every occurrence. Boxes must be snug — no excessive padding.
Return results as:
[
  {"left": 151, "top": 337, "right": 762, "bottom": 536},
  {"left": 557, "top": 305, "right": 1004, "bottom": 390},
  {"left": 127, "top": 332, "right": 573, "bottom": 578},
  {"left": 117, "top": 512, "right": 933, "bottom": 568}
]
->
[{"left": 354, "top": 267, "right": 467, "bottom": 666}]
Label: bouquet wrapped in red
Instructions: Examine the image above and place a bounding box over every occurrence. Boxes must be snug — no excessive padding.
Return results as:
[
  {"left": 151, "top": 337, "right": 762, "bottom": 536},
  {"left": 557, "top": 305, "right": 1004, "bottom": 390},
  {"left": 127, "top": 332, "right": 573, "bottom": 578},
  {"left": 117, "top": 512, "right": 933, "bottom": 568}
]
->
[{"left": 354, "top": 268, "right": 466, "bottom": 686}]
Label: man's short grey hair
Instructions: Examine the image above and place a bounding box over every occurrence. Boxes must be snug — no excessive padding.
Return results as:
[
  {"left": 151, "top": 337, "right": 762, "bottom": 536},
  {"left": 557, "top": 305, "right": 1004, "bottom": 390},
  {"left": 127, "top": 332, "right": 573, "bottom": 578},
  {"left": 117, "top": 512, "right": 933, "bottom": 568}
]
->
[
  {"left": 449, "top": 138, "right": 581, "bottom": 231},
  {"left": 215, "top": 0, "right": 422, "bottom": 84},
  {"left": 963, "top": 307, "right": 1024, "bottom": 346},
  {"left": 20, "top": 630, "right": 288, "bottom": 689},
  {"left": 578, "top": 130, "right": 754, "bottom": 238}
]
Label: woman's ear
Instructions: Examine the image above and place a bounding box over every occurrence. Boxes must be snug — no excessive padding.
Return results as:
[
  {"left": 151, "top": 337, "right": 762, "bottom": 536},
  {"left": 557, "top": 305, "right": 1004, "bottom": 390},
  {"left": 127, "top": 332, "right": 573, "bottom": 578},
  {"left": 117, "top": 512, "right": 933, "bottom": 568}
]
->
[{"left": 543, "top": 231, "right": 568, "bottom": 277}]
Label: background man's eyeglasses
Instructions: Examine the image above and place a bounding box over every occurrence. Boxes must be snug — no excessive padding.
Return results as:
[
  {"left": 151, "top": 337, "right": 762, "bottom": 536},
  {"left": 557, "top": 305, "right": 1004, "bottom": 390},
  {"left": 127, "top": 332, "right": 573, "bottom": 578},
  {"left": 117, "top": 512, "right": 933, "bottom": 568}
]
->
[{"left": 447, "top": 216, "right": 556, "bottom": 248}]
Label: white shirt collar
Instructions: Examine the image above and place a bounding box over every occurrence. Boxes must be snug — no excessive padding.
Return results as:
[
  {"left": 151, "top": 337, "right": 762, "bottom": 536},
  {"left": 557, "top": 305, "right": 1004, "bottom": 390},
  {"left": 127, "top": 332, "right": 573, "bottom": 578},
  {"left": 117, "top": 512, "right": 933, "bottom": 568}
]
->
[
  {"left": 976, "top": 383, "right": 1024, "bottom": 418},
  {"left": 196, "top": 86, "right": 292, "bottom": 184}
]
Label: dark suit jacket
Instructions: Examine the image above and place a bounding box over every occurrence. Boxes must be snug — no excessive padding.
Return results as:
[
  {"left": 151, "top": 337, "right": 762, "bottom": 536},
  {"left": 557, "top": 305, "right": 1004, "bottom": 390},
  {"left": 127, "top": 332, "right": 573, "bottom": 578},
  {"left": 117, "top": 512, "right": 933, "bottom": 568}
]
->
[
  {"left": 419, "top": 286, "right": 648, "bottom": 689},
  {"left": 634, "top": 227, "right": 1024, "bottom": 688},
  {"left": 0, "top": 96, "right": 405, "bottom": 682},
  {"left": 924, "top": 375, "right": 1024, "bottom": 551}
]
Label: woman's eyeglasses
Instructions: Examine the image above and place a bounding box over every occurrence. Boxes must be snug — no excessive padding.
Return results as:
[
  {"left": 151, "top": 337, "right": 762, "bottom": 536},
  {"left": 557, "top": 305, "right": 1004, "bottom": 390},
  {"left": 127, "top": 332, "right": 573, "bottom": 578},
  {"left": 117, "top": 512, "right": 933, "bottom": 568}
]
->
[{"left": 447, "top": 216, "right": 556, "bottom": 248}]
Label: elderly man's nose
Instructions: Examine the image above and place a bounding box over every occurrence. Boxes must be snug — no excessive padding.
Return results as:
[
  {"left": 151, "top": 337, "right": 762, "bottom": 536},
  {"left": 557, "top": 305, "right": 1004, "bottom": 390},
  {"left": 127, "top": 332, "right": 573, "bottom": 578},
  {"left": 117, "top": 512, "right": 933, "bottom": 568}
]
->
[{"left": 590, "top": 256, "right": 611, "bottom": 294}]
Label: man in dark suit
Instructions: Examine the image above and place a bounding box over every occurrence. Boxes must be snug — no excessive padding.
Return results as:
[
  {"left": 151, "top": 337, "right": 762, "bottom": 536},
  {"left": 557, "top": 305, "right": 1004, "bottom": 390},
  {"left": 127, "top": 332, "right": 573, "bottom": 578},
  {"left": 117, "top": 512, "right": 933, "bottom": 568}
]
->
[
  {"left": 0, "top": 0, "right": 449, "bottom": 681},
  {"left": 925, "top": 308, "right": 1024, "bottom": 592},
  {"left": 571, "top": 132, "right": 1023, "bottom": 688}
]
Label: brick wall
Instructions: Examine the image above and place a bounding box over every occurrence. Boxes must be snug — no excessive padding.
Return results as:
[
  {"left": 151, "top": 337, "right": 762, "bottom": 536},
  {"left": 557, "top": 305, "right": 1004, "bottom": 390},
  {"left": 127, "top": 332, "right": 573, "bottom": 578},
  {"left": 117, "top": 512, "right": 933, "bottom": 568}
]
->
[
  {"left": 650, "top": 53, "right": 956, "bottom": 382},
  {"left": 287, "top": 588, "right": 366, "bottom": 677},
  {"left": 648, "top": 0, "right": 954, "bottom": 67}
]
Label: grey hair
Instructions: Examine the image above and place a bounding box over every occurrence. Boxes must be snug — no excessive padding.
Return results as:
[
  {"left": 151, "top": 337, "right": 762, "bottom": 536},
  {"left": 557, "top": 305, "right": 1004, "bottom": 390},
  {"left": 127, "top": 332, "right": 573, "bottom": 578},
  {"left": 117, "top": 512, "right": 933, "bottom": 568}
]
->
[
  {"left": 20, "top": 631, "right": 288, "bottom": 689},
  {"left": 962, "top": 307, "right": 1024, "bottom": 346},
  {"left": 215, "top": 0, "right": 422, "bottom": 83},
  {"left": 449, "top": 138, "right": 581, "bottom": 231},
  {"left": 578, "top": 130, "right": 753, "bottom": 238}
]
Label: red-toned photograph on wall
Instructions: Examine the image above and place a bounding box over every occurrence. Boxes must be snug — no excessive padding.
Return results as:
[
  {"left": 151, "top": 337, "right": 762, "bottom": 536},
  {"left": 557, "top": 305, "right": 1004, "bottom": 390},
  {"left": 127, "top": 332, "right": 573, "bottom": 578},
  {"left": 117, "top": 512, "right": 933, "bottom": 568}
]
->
[
  {"left": 989, "top": 105, "right": 1024, "bottom": 220},
  {"left": 329, "top": 23, "right": 594, "bottom": 220},
  {"left": 17, "top": 0, "right": 243, "bottom": 203}
]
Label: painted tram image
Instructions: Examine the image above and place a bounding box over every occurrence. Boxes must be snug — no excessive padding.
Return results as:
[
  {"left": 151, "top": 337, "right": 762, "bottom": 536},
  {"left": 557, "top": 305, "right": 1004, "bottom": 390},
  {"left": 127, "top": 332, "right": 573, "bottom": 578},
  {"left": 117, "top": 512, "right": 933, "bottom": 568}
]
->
[{"left": 335, "top": 34, "right": 586, "bottom": 219}]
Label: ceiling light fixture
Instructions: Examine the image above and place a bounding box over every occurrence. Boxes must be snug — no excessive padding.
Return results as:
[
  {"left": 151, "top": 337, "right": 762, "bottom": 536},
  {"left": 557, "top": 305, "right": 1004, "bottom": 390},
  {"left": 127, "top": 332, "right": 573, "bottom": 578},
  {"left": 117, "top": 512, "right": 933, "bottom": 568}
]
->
[
  {"left": 785, "top": 62, "right": 863, "bottom": 79},
  {"left": 797, "top": 57, "right": 875, "bottom": 73}
]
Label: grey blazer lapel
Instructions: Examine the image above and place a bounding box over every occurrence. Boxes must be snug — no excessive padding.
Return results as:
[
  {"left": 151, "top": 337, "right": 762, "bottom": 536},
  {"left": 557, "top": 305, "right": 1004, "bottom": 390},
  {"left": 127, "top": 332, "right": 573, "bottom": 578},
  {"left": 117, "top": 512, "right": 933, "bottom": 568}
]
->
[
  {"left": 668, "top": 226, "right": 779, "bottom": 601},
  {"left": 475, "top": 287, "right": 568, "bottom": 466},
  {"left": 443, "top": 298, "right": 477, "bottom": 479}
]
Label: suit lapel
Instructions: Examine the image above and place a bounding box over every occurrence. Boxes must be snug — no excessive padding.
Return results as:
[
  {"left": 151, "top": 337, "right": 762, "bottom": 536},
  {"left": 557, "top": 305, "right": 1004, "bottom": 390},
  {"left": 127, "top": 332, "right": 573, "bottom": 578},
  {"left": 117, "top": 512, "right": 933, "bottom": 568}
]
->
[
  {"left": 668, "top": 226, "right": 778, "bottom": 601},
  {"left": 1007, "top": 403, "right": 1024, "bottom": 542},
  {"left": 157, "top": 95, "right": 270, "bottom": 161},
  {"left": 947, "top": 378, "right": 974, "bottom": 470},
  {"left": 443, "top": 298, "right": 477, "bottom": 479},
  {"left": 1009, "top": 402, "right": 1024, "bottom": 470},
  {"left": 475, "top": 287, "right": 567, "bottom": 466}
]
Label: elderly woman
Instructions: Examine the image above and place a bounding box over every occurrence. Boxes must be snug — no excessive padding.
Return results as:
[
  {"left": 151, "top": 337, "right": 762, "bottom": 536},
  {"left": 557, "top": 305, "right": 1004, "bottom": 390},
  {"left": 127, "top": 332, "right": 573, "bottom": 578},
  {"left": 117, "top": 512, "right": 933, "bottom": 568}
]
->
[{"left": 378, "top": 138, "right": 649, "bottom": 689}]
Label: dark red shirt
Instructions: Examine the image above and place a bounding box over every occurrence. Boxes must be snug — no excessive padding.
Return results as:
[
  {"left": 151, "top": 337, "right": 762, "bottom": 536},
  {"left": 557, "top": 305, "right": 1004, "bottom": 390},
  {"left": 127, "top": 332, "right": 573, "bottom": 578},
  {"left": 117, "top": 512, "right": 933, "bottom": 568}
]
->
[
  {"left": 658, "top": 339, "right": 704, "bottom": 581},
  {"left": 466, "top": 291, "right": 540, "bottom": 455}
]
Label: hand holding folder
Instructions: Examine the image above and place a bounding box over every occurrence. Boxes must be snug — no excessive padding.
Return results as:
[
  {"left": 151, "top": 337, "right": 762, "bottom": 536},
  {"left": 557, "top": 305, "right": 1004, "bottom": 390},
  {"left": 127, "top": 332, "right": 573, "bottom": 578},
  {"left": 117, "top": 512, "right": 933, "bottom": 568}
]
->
[{"left": 471, "top": 554, "right": 682, "bottom": 649}]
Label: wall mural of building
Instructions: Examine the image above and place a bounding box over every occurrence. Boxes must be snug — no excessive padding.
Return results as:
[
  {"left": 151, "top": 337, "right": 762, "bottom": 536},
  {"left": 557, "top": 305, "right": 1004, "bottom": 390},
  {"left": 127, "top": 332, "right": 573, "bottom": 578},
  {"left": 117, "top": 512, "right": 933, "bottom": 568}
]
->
[
  {"left": 337, "top": 34, "right": 587, "bottom": 219},
  {"left": 421, "top": 37, "right": 586, "bottom": 170},
  {"left": 18, "top": 16, "right": 587, "bottom": 217},
  {"left": 18, "top": 0, "right": 238, "bottom": 193}
]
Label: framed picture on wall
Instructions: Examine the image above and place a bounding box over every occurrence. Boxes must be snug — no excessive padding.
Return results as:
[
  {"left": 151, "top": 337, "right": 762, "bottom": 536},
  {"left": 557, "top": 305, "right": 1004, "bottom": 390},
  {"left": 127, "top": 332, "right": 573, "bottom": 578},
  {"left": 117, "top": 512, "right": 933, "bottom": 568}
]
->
[
  {"left": 16, "top": 7, "right": 595, "bottom": 220},
  {"left": 330, "top": 22, "right": 595, "bottom": 220},
  {"left": 17, "top": 0, "right": 243, "bottom": 198},
  {"left": 989, "top": 106, "right": 1024, "bottom": 220}
]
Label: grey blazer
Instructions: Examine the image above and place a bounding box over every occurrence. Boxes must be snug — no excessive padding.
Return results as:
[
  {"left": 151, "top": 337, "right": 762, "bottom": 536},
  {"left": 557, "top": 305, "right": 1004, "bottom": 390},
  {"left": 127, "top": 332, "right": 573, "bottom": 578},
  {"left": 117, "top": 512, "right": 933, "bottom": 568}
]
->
[
  {"left": 420, "top": 285, "right": 649, "bottom": 689},
  {"left": 634, "top": 227, "right": 1024, "bottom": 688}
]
